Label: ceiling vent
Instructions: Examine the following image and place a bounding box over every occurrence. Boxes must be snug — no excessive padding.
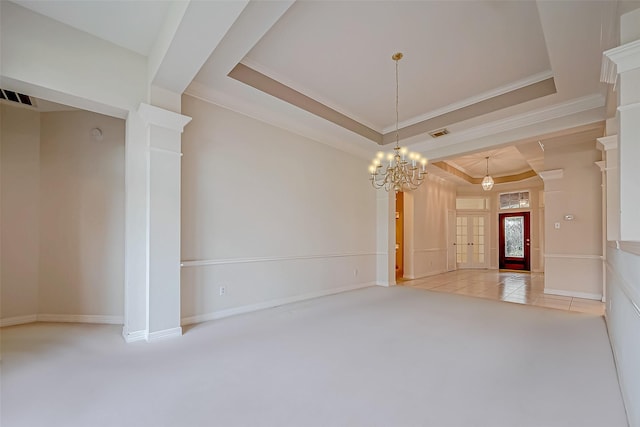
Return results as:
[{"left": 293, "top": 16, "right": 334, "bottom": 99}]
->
[
  {"left": 429, "top": 128, "right": 449, "bottom": 138},
  {"left": 0, "top": 89, "right": 34, "bottom": 107}
]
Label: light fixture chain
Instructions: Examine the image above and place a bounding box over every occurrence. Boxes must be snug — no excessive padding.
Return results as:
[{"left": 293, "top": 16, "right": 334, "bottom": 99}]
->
[{"left": 395, "top": 56, "right": 399, "bottom": 148}]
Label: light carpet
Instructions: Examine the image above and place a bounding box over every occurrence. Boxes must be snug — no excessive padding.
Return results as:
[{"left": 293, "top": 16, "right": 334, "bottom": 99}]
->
[{"left": 0, "top": 286, "right": 628, "bottom": 427}]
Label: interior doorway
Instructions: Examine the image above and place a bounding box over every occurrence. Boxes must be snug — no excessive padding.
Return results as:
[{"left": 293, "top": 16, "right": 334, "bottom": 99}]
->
[
  {"left": 499, "top": 212, "right": 530, "bottom": 271},
  {"left": 455, "top": 213, "right": 488, "bottom": 269},
  {"left": 395, "top": 192, "right": 404, "bottom": 279}
]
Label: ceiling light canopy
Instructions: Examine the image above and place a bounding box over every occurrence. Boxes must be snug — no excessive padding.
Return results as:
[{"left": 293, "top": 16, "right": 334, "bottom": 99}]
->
[
  {"left": 369, "top": 53, "right": 427, "bottom": 192},
  {"left": 481, "top": 156, "right": 494, "bottom": 191}
]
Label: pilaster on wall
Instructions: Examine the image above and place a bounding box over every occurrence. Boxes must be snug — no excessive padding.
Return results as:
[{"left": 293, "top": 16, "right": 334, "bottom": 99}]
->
[
  {"left": 123, "top": 103, "right": 191, "bottom": 343},
  {"left": 597, "top": 135, "right": 619, "bottom": 241},
  {"left": 123, "top": 111, "right": 149, "bottom": 340},
  {"left": 603, "top": 39, "right": 640, "bottom": 242},
  {"left": 376, "top": 190, "right": 396, "bottom": 287},
  {"left": 601, "top": 14, "right": 640, "bottom": 427}
]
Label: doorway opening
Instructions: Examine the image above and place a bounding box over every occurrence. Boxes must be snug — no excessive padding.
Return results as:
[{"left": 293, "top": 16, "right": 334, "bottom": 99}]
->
[
  {"left": 395, "top": 192, "right": 404, "bottom": 279},
  {"left": 499, "top": 212, "right": 530, "bottom": 271}
]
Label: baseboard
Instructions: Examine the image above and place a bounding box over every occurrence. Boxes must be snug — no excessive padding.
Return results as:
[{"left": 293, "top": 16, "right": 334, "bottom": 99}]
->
[
  {"left": 544, "top": 289, "right": 602, "bottom": 300},
  {"left": 37, "top": 314, "right": 124, "bottom": 324},
  {"left": 181, "top": 282, "right": 375, "bottom": 326},
  {"left": 0, "top": 314, "right": 38, "bottom": 327},
  {"left": 148, "top": 327, "right": 182, "bottom": 341},
  {"left": 1, "top": 313, "right": 123, "bottom": 328},
  {"left": 122, "top": 328, "right": 148, "bottom": 343}
]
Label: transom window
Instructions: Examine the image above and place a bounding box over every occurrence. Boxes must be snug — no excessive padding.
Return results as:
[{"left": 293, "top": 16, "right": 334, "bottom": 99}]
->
[
  {"left": 456, "top": 197, "right": 488, "bottom": 210},
  {"left": 499, "top": 191, "right": 530, "bottom": 209}
]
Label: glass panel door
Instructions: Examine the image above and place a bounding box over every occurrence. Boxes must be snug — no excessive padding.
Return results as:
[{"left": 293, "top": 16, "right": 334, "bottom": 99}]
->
[
  {"left": 456, "top": 214, "right": 487, "bottom": 269},
  {"left": 456, "top": 216, "right": 467, "bottom": 265},
  {"left": 504, "top": 216, "right": 524, "bottom": 257},
  {"left": 499, "top": 212, "right": 530, "bottom": 270}
]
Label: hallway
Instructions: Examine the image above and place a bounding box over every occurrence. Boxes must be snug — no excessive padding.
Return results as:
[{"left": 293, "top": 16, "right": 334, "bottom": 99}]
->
[{"left": 399, "top": 270, "right": 605, "bottom": 316}]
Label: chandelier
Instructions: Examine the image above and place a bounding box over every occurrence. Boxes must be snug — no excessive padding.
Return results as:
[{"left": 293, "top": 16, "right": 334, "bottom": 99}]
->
[
  {"left": 481, "top": 156, "right": 494, "bottom": 191},
  {"left": 369, "top": 52, "right": 427, "bottom": 192}
]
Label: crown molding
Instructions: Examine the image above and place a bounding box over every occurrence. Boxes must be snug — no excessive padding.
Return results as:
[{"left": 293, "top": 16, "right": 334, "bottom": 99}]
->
[
  {"left": 186, "top": 79, "right": 603, "bottom": 161},
  {"left": 433, "top": 161, "right": 537, "bottom": 185},
  {"left": 414, "top": 94, "right": 605, "bottom": 155},
  {"left": 382, "top": 70, "right": 554, "bottom": 134},
  {"left": 603, "top": 39, "right": 640, "bottom": 74},
  {"left": 451, "top": 95, "right": 604, "bottom": 142},
  {"left": 241, "top": 58, "right": 381, "bottom": 133}
]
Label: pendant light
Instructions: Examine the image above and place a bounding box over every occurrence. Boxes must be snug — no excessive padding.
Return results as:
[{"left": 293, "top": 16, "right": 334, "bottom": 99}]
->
[{"left": 481, "top": 156, "right": 494, "bottom": 191}]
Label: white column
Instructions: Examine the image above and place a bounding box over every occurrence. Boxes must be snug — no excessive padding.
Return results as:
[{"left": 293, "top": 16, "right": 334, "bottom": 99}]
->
[
  {"left": 603, "top": 39, "right": 640, "bottom": 242},
  {"left": 122, "top": 104, "right": 191, "bottom": 342},
  {"left": 595, "top": 160, "right": 606, "bottom": 302},
  {"left": 596, "top": 135, "right": 619, "bottom": 241},
  {"left": 123, "top": 111, "right": 150, "bottom": 342},
  {"left": 376, "top": 190, "right": 396, "bottom": 287}
]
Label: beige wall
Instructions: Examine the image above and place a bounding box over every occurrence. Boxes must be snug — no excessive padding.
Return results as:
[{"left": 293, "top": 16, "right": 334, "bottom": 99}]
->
[
  {"left": 0, "top": 107, "right": 125, "bottom": 324},
  {"left": 38, "top": 111, "right": 125, "bottom": 317},
  {"left": 404, "top": 175, "right": 457, "bottom": 278},
  {"left": 180, "top": 95, "right": 377, "bottom": 323},
  {"left": 1, "top": 106, "right": 40, "bottom": 321},
  {"left": 543, "top": 140, "right": 602, "bottom": 298}
]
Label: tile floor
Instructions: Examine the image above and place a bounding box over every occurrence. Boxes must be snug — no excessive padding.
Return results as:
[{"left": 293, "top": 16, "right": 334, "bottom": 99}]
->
[{"left": 399, "top": 269, "right": 605, "bottom": 316}]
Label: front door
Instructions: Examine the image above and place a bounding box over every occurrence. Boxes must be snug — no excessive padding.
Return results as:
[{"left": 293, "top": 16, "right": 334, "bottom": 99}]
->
[{"left": 499, "top": 212, "right": 530, "bottom": 270}]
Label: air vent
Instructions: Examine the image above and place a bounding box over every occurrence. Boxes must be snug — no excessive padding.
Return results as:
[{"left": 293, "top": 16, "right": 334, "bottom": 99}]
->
[
  {"left": 0, "top": 89, "right": 34, "bottom": 106},
  {"left": 429, "top": 128, "right": 449, "bottom": 138}
]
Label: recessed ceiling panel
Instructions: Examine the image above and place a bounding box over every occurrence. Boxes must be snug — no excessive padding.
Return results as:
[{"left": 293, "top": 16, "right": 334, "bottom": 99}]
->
[
  {"left": 243, "top": 1, "right": 551, "bottom": 131},
  {"left": 445, "top": 146, "right": 533, "bottom": 178}
]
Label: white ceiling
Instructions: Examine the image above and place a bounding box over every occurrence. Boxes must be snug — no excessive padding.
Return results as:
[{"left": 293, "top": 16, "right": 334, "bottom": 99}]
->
[
  {"left": 12, "top": 0, "right": 171, "bottom": 56},
  {"left": 7, "top": 0, "right": 640, "bottom": 182},
  {"left": 243, "top": 1, "right": 551, "bottom": 132},
  {"left": 446, "top": 146, "right": 533, "bottom": 179}
]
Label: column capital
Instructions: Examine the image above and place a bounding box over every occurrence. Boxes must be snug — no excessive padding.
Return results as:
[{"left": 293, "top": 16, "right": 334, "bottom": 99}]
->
[
  {"left": 137, "top": 103, "right": 192, "bottom": 132},
  {"left": 538, "top": 169, "right": 563, "bottom": 181},
  {"left": 603, "top": 39, "right": 640, "bottom": 75},
  {"left": 597, "top": 135, "right": 618, "bottom": 151}
]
